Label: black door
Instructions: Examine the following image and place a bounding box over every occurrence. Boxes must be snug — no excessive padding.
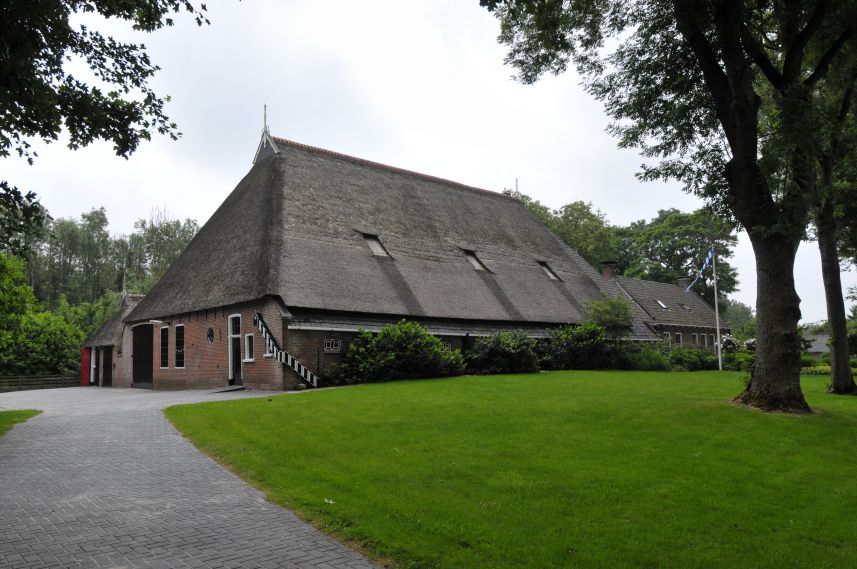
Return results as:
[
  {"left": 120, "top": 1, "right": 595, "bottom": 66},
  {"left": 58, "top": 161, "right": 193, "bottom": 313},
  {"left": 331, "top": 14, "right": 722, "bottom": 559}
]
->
[
  {"left": 102, "top": 347, "right": 113, "bottom": 387},
  {"left": 230, "top": 336, "right": 242, "bottom": 386},
  {"left": 132, "top": 325, "right": 154, "bottom": 389}
]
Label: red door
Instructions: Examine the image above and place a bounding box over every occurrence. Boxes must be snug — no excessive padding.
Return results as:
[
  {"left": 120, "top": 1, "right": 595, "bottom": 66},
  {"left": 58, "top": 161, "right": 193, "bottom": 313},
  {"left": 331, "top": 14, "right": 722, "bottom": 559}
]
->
[{"left": 80, "top": 347, "right": 91, "bottom": 386}]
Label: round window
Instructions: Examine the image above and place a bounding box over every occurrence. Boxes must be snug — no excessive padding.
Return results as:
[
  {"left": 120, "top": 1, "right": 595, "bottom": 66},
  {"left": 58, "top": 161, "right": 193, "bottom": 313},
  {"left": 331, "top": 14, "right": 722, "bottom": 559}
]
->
[{"left": 207, "top": 328, "right": 215, "bottom": 345}]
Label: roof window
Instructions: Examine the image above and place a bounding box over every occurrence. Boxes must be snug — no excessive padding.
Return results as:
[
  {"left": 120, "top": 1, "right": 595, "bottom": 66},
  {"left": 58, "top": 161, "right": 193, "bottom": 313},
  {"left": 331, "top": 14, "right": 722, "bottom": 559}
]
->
[
  {"left": 363, "top": 234, "right": 390, "bottom": 257},
  {"left": 656, "top": 300, "right": 668, "bottom": 310},
  {"left": 678, "top": 302, "right": 692, "bottom": 312},
  {"left": 463, "top": 250, "right": 488, "bottom": 271},
  {"left": 538, "top": 261, "right": 561, "bottom": 281}
]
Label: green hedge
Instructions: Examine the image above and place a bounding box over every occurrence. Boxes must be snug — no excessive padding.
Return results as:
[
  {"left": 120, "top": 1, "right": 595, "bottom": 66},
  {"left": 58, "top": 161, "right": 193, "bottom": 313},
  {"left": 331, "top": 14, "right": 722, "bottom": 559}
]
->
[{"left": 467, "top": 331, "right": 539, "bottom": 374}]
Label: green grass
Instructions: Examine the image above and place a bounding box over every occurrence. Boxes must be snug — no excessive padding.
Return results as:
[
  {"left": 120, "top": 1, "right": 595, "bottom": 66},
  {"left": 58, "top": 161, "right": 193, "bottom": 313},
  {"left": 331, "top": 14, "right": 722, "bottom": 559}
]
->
[
  {"left": 165, "top": 372, "right": 857, "bottom": 569},
  {"left": 0, "top": 409, "right": 40, "bottom": 437}
]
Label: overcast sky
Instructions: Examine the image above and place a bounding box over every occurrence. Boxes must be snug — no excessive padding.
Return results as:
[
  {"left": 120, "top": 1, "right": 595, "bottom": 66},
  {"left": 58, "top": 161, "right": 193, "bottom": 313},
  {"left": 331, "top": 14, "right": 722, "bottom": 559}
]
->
[{"left": 5, "top": 0, "right": 854, "bottom": 322}]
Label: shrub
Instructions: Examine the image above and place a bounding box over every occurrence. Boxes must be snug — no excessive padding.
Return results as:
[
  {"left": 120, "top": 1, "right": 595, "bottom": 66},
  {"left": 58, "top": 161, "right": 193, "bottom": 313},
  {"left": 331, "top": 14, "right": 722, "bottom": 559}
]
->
[
  {"left": 542, "top": 322, "right": 610, "bottom": 370},
  {"left": 467, "top": 331, "right": 539, "bottom": 374},
  {"left": 585, "top": 297, "right": 633, "bottom": 340},
  {"left": 328, "top": 321, "right": 464, "bottom": 384},
  {"left": 627, "top": 347, "right": 672, "bottom": 371},
  {"left": 0, "top": 311, "right": 84, "bottom": 376},
  {"left": 669, "top": 347, "right": 717, "bottom": 371},
  {"left": 722, "top": 351, "right": 754, "bottom": 372},
  {"left": 744, "top": 338, "right": 756, "bottom": 352},
  {"left": 800, "top": 353, "right": 820, "bottom": 368},
  {"left": 720, "top": 334, "right": 740, "bottom": 353}
]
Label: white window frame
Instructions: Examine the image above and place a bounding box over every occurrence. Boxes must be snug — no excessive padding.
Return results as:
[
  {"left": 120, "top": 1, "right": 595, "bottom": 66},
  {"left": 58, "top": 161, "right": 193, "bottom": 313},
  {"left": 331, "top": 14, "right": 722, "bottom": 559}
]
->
[
  {"left": 703, "top": 334, "right": 708, "bottom": 347},
  {"left": 675, "top": 333, "right": 683, "bottom": 345},
  {"left": 159, "top": 326, "right": 170, "bottom": 369},
  {"left": 692, "top": 333, "right": 698, "bottom": 345},
  {"left": 656, "top": 300, "right": 668, "bottom": 309},
  {"left": 228, "top": 314, "right": 241, "bottom": 380},
  {"left": 324, "top": 338, "right": 342, "bottom": 353},
  {"left": 710, "top": 334, "right": 716, "bottom": 347},
  {"left": 243, "top": 334, "right": 255, "bottom": 362},
  {"left": 174, "top": 324, "right": 185, "bottom": 369}
]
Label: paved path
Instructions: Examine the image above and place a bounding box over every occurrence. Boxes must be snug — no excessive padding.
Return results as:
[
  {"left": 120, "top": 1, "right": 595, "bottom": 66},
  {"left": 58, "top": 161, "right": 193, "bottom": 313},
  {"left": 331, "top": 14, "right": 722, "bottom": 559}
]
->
[{"left": 0, "top": 388, "right": 379, "bottom": 569}]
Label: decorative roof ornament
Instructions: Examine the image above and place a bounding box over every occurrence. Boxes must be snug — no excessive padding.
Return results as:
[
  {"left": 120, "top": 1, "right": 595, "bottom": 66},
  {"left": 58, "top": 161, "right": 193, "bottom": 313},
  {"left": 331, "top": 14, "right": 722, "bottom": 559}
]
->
[{"left": 253, "top": 103, "right": 280, "bottom": 164}]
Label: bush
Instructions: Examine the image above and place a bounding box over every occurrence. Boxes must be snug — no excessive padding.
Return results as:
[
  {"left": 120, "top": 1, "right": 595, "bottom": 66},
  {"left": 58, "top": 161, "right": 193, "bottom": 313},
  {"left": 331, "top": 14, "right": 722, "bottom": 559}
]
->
[
  {"left": 800, "top": 353, "right": 820, "bottom": 368},
  {"left": 328, "top": 321, "right": 464, "bottom": 384},
  {"left": 542, "top": 322, "right": 610, "bottom": 370},
  {"left": 585, "top": 297, "right": 633, "bottom": 340},
  {"left": 467, "top": 331, "right": 539, "bottom": 374},
  {"left": 669, "top": 347, "right": 717, "bottom": 371},
  {"left": 627, "top": 347, "right": 672, "bottom": 371},
  {"left": 743, "top": 338, "right": 756, "bottom": 352},
  {"left": 722, "top": 351, "right": 754, "bottom": 372},
  {"left": 720, "top": 334, "right": 740, "bottom": 353},
  {"left": 0, "top": 311, "right": 84, "bottom": 376},
  {"left": 801, "top": 365, "right": 857, "bottom": 376}
]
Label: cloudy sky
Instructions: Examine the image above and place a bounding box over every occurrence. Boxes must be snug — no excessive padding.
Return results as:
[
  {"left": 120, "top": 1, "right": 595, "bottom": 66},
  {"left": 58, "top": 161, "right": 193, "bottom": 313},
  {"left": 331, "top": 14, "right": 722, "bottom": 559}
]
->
[{"left": 6, "top": 0, "right": 854, "bottom": 322}]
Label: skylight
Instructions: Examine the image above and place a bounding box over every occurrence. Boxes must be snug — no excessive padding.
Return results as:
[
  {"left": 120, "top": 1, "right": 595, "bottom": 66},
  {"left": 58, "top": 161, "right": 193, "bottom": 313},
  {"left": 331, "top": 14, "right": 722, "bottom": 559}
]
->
[
  {"left": 656, "top": 300, "right": 668, "bottom": 309},
  {"left": 678, "top": 302, "right": 692, "bottom": 312},
  {"left": 363, "top": 234, "right": 390, "bottom": 257},
  {"left": 463, "top": 250, "right": 488, "bottom": 271},
  {"left": 538, "top": 261, "right": 561, "bottom": 281}
]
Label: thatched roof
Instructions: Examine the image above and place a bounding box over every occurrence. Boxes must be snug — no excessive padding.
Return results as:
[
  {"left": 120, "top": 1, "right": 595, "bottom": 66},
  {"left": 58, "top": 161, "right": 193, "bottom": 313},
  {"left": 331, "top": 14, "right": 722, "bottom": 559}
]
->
[
  {"left": 613, "top": 276, "right": 728, "bottom": 330},
  {"left": 126, "top": 136, "right": 659, "bottom": 340},
  {"left": 86, "top": 293, "right": 144, "bottom": 347}
]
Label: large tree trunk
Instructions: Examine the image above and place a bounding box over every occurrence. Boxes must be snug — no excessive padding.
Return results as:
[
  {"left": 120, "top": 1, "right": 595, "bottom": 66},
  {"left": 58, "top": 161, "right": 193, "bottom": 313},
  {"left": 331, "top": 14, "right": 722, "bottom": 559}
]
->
[
  {"left": 815, "top": 195, "right": 857, "bottom": 395},
  {"left": 735, "top": 231, "right": 812, "bottom": 413}
]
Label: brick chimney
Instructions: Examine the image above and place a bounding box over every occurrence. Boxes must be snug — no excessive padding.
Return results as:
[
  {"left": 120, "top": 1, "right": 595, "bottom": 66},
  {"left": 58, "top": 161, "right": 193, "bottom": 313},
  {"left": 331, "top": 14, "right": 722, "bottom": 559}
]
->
[
  {"left": 600, "top": 261, "right": 619, "bottom": 280},
  {"left": 675, "top": 275, "right": 694, "bottom": 289}
]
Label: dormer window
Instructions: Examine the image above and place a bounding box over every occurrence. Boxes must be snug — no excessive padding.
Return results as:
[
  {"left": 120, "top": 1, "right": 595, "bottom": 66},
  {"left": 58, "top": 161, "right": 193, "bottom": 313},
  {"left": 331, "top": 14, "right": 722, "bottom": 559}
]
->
[
  {"left": 463, "top": 250, "right": 488, "bottom": 271},
  {"left": 538, "top": 261, "right": 561, "bottom": 281},
  {"left": 656, "top": 300, "right": 668, "bottom": 310},
  {"left": 363, "top": 234, "right": 390, "bottom": 257}
]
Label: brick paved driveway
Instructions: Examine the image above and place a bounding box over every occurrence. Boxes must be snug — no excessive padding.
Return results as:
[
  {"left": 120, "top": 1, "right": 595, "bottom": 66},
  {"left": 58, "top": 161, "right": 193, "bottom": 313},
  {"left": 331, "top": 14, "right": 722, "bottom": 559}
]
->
[{"left": 0, "top": 388, "right": 379, "bottom": 569}]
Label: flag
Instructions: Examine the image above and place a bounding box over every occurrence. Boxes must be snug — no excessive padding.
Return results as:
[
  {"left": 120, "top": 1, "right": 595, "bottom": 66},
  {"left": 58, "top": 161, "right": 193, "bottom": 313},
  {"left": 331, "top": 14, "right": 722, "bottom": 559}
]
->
[{"left": 685, "top": 248, "right": 715, "bottom": 293}]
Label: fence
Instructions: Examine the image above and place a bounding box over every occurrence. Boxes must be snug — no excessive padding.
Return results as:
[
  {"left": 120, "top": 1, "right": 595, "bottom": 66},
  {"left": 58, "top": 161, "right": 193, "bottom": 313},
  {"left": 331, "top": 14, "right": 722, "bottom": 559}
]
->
[{"left": 0, "top": 375, "right": 79, "bottom": 393}]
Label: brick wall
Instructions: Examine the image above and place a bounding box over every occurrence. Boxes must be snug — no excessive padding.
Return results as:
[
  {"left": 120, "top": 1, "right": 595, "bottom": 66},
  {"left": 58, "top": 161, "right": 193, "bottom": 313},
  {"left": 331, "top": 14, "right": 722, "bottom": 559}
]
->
[{"left": 147, "top": 298, "right": 286, "bottom": 391}]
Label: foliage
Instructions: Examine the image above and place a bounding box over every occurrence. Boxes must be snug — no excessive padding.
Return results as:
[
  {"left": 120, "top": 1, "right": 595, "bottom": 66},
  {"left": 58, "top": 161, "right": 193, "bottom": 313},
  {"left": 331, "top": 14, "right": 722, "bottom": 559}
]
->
[
  {"left": 744, "top": 338, "right": 756, "bottom": 353},
  {"left": 542, "top": 322, "right": 610, "bottom": 370},
  {"left": 801, "top": 365, "right": 857, "bottom": 376},
  {"left": 668, "top": 347, "right": 717, "bottom": 372},
  {"left": 168, "top": 372, "right": 857, "bottom": 569},
  {"left": 1, "top": 1, "right": 209, "bottom": 250},
  {"left": 722, "top": 352, "right": 755, "bottom": 373},
  {"left": 585, "top": 297, "right": 633, "bottom": 340},
  {"left": 466, "top": 331, "right": 539, "bottom": 374},
  {"left": 0, "top": 311, "right": 85, "bottom": 376},
  {"left": 55, "top": 291, "right": 121, "bottom": 341},
  {"left": 329, "top": 321, "right": 464, "bottom": 384},
  {"left": 719, "top": 334, "right": 740, "bottom": 354},
  {"left": 801, "top": 353, "right": 822, "bottom": 368},
  {"left": 626, "top": 346, "right": 672, "bottom": 371},
  {"left": 721, "top": 298, "right": 754, "bottom": 340},
  {"left": 0, "top": 254, "right": 36, "bottom": 332}
]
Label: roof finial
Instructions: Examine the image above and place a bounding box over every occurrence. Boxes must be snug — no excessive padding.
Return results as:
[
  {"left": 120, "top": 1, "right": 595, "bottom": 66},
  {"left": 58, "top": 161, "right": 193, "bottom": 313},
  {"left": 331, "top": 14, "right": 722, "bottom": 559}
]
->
[{"left": 263, "top": 104, "right": 269, "bottom": 135}]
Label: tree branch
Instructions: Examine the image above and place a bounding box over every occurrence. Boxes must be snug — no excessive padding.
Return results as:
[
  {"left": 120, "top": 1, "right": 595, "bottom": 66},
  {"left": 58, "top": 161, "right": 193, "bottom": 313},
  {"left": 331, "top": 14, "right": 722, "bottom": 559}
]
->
[
  {"left": 740, "top": 23, "right": 784, "bottom": 89},
  {"left": 805, "top": 27, "right": 854, "bottom": 87},
  {"left": 783, "top": 0, "right": 830, "bottom": 83}
]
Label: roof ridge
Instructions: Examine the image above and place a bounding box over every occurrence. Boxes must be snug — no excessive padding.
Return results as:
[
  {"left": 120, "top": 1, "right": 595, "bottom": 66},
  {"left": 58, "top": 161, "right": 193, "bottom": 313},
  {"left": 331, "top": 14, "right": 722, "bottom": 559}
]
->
[{"left": 271, "top": 136, "right": 520, "bottom": 203}]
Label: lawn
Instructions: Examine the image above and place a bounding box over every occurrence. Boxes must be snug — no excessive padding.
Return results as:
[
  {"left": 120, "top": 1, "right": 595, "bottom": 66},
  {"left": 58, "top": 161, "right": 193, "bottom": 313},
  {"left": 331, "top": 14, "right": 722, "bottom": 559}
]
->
[
  {"left": 0, "top": 409, "right": 40, "bottom": 437},
  {"left": 165, "top": 372, "right": 857, "bottom": 569}
]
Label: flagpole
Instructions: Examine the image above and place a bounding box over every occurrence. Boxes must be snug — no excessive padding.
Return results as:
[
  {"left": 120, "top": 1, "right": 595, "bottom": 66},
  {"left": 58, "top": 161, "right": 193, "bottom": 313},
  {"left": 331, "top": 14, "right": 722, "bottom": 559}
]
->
[{"left": 712, "top": 250, "right": 723, "bottom": 371}]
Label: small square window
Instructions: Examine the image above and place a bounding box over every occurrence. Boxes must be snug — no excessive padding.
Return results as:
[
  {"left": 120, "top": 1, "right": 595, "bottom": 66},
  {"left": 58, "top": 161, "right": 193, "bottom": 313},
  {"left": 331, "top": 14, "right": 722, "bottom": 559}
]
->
[
  {"left": 324, "top": 339, "right": 342, "bottom": 353},
  {"left": 463, "top": 250, "right": 488, "bottom": 271},
  {"left": 363, "top": 234, "right": 390, "bottom": 257},
  {"left": 243, "top": 334, "right": 255, "bottom": 362},
  {"left": 538, "top": 261, "right": 561, "bottom": 281}
]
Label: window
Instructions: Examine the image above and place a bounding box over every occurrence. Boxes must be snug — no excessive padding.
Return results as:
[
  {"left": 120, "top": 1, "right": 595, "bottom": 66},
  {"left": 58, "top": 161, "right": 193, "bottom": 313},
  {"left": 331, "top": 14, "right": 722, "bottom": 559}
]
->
[
  {"left": 656, "top": 300, "right": 668, "bottom": 309},
  {"left": 160, "top": 327, "right": 169, "bottom": 368},
  {"left": 710, "top": 334, "right": 716, "bottom": 347},
  {"left": 538, "top": 261, "right": 561, "bottom": 281},
  {"left": 175, "top": 325, "right": 185, "bottom": 368},
  {"left": 663, "top": 332, "right": 671, "bottom": 343},
  {"left": 207, "top": 327, "right": 215, "bottom": 345},
  {"left": 244, "top": 334, "right": 255, "bottom": 362},
  {"left": 324, "top": 339, "right": 342, "bottom": 353},
  {"left": 703, "top": 334, "right": 708, "bottom": 347},
  {"left": 674, "top": 333, "right": 682, "bottom": 345},
  {"left": 692, "top": 333, "right": 698, "bottom": 345},
  {"left": 463, "top": 249, "right": 488, "bottom": 271},
  {"left": 678, "top": 302, "right": 692, "bottom": 312},
  {"left": 363, "top": 234, "right": 390, "bottom": 257}
]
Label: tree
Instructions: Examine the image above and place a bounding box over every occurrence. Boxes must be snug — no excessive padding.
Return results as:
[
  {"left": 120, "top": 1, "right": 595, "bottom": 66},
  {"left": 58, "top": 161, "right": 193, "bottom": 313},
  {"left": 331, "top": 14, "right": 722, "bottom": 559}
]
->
[
  {"left": 722, "top": 298, "right": 755, "bottom": 340},
  {"left": 585, "top": 297, "right": 633, "bottom": 340},
  {"left": 624, "top": 209, "right": 738, "bottom": 310},
  {"left": 0, "top": 0, "right": 208, "bottom": 251},
  {"left": 482, "top": 0, "right": 857, "bottom": 413}
]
